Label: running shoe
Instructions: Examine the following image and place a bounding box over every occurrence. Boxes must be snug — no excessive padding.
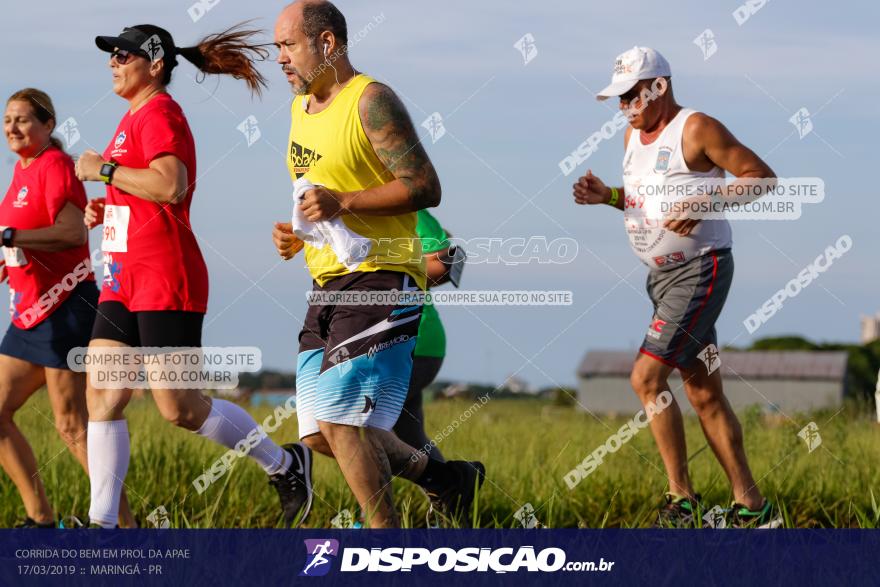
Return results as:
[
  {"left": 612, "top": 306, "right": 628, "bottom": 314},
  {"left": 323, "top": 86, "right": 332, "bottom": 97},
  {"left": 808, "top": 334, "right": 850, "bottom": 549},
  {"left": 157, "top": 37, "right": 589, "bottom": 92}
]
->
[
  {"left": 727, "top": 500, "right": 783, "bottom": 528},
  {"left": 654, "top": 493, "right": 703, "bottom": 528},
  {"left": 86, "top": 522, "right": 119, "bottom": 530},
  {"left": 425, "top": 460, "right": 485, "bottom": 527},
  {"left": 269, "top": 442, "right": 313, "bottom": 527},
  {"left": 59, "top": 515, "right": 85, "bottom": 529},
  {"left": 15, "top": 517, "right": 55, "bottom": 528}
]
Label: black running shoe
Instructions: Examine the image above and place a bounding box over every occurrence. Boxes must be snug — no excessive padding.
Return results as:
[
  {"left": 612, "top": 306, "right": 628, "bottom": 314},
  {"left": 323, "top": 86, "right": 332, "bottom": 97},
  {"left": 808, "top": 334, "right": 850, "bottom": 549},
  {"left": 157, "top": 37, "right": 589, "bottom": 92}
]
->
[
  {"left": 15, "top": 517, "right": 55, "bottom": 529},
  {"left": 269, "top": 442, "right": 313, "bottom": 528},
  {"left": 727, "top": 500, "right": 782, "bottom": 528},
  {"left": 86, "top": 517, "right": 119, "bottom": 529},
  {"left": 425, "top": 461, "right": 485, "bottom": 527},
  {"left": 654, "top": 493, "right": 702, "bottom": 528}
]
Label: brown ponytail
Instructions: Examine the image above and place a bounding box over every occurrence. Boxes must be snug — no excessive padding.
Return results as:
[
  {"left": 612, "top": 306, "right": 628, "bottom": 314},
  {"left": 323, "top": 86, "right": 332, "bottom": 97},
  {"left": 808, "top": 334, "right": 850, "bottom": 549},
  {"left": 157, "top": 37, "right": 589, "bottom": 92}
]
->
[
  {"left": 176, "top": 22, "right": 270, "bottom": 97},
  {"left": 7, "top": 88, "right": 64, "bottom": 151}
]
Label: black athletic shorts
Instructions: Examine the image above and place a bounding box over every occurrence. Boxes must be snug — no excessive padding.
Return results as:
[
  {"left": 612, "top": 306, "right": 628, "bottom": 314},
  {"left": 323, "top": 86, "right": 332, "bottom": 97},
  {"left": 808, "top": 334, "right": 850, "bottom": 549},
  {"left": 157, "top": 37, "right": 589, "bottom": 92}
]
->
[
  {"left": 90, "top": 301, "right": 203, "bottom": 347},
  {"left": 295, "top": 270, "right": 422, "bottom": 437},
  {"left": 0, "top": 281, "right": 98, "bottom": 369}
]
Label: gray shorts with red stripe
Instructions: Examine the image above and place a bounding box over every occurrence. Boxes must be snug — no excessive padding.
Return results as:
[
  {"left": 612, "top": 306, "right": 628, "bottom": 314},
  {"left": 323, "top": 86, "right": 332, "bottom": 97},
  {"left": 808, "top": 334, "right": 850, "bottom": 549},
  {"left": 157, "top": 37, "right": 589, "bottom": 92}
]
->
[{"left": 640, "top": 249, "right": 733, "bottom": 369}]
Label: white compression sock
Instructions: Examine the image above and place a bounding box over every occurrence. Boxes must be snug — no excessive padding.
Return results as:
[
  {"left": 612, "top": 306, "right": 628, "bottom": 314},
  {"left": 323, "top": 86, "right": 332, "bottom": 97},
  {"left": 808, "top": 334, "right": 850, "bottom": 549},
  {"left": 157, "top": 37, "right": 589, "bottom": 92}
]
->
[
  {"left": 195, "top": 399, "right": 291, "bottom": 476},
  {"left": 87, "top": 420, "right": 130, "bottom": 528}
]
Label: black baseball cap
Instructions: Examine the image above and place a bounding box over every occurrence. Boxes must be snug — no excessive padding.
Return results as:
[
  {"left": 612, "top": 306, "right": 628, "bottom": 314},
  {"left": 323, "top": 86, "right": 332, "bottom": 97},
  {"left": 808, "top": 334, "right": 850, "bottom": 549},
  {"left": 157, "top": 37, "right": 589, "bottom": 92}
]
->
[{"left": 95, "top": 25, "right": 176, "bottom": 62}]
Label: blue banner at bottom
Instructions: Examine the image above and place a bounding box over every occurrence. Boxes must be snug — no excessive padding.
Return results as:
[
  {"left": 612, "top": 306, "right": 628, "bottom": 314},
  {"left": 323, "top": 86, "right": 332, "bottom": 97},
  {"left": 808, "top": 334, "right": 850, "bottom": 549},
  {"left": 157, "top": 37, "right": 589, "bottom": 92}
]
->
[{"left": 1, "top": 529, "right": 876, "bottom": 586}]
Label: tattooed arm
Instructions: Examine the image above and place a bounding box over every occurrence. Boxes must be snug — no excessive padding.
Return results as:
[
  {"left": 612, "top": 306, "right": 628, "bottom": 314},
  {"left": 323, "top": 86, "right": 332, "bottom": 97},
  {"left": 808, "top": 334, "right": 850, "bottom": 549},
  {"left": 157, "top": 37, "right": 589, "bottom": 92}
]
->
[
  {"left": 346, "top": 82, "right": 442, "bottom": 215},
  {"left": 298, "top": 82, "right": 441, "bottom": 221}
]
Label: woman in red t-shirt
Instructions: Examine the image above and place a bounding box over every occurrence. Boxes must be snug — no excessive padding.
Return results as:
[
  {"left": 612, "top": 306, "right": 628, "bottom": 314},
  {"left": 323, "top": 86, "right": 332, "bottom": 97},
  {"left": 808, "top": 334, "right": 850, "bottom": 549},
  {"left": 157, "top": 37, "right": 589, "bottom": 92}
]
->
[
  {"left": 74, "top": 24, "right": 312, "bottom": 528},
  {"left": 0, "top": 88, "right": 133, "bottom": 528}
]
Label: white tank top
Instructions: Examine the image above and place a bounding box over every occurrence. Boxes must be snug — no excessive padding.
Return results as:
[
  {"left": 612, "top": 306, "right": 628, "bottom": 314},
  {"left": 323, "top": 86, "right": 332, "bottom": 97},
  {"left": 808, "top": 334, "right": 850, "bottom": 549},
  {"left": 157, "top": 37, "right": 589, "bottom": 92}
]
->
[{"left": 622, "top": 108, "right": 732, "bottom": 271}]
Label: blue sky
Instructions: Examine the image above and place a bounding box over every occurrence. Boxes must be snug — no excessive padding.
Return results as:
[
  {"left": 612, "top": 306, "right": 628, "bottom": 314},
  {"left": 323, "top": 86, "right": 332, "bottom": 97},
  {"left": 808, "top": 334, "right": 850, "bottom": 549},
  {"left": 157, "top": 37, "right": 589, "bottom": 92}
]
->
[{"left": 1, "top": 0, "right": 876, "bottom": 387}]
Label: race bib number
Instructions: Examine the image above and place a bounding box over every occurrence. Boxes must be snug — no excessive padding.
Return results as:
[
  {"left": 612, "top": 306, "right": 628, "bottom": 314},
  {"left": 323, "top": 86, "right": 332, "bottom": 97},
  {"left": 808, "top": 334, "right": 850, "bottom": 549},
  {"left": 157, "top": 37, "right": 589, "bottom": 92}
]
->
[
  {"left": 102, "top": 205, "right": 130, "bottom": 253},
  {"left": 0, "top": 226, "right": 27, "bottom": 267}
]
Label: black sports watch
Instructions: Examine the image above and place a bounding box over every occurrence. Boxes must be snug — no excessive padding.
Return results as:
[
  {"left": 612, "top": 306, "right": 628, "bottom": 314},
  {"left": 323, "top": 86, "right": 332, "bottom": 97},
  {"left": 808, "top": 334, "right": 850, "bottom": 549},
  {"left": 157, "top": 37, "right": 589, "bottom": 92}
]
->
[
  {"left": 2, "top": 227, "right": 16, "bottom": 248},
  {"left": 99, "top": 161, "right": 119, "bottom": 185},
  {"left": 440, "top": 244, "right": 466, "bottom": 288}
]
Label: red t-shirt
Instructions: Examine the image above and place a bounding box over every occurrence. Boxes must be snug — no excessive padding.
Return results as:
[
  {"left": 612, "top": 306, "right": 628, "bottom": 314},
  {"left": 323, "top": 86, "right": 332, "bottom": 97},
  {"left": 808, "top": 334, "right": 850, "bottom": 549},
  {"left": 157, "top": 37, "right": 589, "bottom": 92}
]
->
[
  {"left": 99, "top": 93, "right": 208, "bottom": 312},
  {"left": 0, "top": 147, "right": 94, "bottom": 329}
]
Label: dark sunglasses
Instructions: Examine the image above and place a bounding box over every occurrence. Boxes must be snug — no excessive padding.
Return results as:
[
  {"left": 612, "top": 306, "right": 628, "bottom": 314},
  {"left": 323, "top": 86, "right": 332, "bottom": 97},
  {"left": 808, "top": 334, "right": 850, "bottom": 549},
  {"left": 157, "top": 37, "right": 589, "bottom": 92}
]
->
[{"left": 111, "top": 49, "right": 143, "bottom": 65}]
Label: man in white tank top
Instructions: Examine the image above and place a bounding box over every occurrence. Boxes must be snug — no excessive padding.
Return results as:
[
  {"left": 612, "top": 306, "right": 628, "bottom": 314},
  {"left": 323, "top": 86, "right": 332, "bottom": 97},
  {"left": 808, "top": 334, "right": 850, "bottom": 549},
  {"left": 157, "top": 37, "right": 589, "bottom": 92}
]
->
[{"left": 573, "top": 47, "right": 781, "bottom": 528}]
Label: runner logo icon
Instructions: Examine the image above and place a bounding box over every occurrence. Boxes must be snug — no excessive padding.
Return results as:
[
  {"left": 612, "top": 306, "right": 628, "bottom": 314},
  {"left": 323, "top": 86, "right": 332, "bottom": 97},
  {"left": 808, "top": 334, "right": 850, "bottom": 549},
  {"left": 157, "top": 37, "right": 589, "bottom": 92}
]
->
[{"left": 300, "top": 539, "right": 340, "bottom": 577}]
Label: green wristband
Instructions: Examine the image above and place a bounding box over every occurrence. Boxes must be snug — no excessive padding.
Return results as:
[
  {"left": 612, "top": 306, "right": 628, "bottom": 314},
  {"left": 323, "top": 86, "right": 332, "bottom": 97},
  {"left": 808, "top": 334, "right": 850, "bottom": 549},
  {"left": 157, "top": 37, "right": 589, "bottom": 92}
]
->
[{"left": 608, "top": 187, "right": 620, "bottom": 206}]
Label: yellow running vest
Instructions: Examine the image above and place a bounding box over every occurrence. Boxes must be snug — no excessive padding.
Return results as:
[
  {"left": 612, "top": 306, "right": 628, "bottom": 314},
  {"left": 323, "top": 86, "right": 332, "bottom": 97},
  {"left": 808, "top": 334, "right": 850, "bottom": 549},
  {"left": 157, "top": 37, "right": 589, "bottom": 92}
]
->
[{"left": 288, "top": 74, "right": 426, "bottom": 290}]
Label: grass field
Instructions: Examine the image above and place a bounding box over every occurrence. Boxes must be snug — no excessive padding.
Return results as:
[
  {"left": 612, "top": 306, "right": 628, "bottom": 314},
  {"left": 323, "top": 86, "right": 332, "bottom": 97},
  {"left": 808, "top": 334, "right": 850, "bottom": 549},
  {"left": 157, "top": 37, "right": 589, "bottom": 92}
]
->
[{"left": 2, "top": 392, "right": 879, "bottom": 528}]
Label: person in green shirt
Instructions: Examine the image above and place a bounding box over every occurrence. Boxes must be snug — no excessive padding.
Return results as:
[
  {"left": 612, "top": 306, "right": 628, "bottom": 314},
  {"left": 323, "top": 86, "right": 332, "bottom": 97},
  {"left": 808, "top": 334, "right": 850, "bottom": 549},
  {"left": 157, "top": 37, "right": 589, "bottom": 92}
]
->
[{"left": 393, "top": 210, "right": 455, "bottom": 462}]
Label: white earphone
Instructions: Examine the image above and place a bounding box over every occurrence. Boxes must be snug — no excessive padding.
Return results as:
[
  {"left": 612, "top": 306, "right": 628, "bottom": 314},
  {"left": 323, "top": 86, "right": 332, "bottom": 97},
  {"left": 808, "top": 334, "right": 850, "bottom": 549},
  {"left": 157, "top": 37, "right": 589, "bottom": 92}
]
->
[{"left": 323, "top": 40, "right": 340, "bottom": 85}]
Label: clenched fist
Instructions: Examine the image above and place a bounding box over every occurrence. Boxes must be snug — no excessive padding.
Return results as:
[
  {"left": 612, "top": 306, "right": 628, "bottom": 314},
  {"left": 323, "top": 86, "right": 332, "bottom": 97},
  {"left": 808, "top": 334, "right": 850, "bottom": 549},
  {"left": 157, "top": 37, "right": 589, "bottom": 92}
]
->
[
  {"left": 272, "top": 222, "right": 305, "bottom": 260},
  {"left": 573, "top": 169, "right": 611, "bottom": 206}
]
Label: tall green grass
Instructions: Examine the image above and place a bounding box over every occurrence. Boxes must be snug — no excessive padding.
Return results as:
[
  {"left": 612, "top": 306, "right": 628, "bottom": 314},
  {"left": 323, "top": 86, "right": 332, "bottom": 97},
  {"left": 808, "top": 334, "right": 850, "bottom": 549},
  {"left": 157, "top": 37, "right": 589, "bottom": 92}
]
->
[{"left": 2, "top": 393, "right": 878, "bottom": 528}]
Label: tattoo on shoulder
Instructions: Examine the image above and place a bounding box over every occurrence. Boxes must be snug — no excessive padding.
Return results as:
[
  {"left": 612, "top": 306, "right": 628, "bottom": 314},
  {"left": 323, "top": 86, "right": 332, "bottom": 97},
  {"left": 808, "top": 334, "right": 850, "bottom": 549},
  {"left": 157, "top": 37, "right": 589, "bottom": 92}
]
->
[
  {"left": 363, "top": 84, "right": 409, "bottom": 133},
  {"left": 361, "top": 83, "right": 439, "bottom": 209}
]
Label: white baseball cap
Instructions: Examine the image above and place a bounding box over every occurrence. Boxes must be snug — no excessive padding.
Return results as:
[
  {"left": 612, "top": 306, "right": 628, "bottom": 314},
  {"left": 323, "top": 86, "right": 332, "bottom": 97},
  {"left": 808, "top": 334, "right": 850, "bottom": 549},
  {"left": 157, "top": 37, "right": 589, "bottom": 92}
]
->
[{"left": 596, "top": 46, "right": 671, "bottom": 101}]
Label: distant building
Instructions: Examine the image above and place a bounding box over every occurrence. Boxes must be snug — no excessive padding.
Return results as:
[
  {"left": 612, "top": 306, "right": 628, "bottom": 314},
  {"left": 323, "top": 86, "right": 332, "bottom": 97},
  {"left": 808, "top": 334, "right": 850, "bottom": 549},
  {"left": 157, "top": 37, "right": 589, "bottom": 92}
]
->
[
  {"left": 503, "top": 375, "right": 537, "bottom": 395},
  {"left": 576, "top": 350, "right": 848, "bottom": 415},
  {"left": 861, "top": 313, "right": 880, "bottom": 344},
  {"left": 440, "top": 383, "right": 471, "bottom": 399}
]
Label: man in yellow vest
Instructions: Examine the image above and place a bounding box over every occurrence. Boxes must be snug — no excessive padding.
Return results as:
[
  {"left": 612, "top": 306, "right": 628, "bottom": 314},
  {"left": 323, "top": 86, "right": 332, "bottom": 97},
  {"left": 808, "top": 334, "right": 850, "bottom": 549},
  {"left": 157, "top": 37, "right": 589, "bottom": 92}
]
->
[{"left": 271, "top": 0, "right": 484, "bottom": 528}]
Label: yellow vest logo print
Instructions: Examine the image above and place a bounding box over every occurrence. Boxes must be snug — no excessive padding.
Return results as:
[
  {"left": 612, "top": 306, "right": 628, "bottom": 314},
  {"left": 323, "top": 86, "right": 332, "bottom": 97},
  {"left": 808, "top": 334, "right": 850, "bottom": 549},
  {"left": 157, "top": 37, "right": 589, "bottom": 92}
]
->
[{"left": 289, "top": 141, "right": 322, "bottom": 178}]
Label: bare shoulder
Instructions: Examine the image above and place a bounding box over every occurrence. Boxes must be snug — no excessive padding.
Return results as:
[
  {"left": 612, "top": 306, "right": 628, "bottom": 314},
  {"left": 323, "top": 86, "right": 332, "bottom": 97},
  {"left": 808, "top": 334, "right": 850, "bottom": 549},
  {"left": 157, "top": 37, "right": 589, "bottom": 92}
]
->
[
  {"left": 684, "top": 111, "right": 733, "bottom": 143},
  {"left": 355, "top": 81, "right": 440, "bottom": 207},
  {"left": 357, "top": 82, "right": 411, "bottom": 134},
  {"left": 359, "top": 80, "right": 395, "bottom": 103}
]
